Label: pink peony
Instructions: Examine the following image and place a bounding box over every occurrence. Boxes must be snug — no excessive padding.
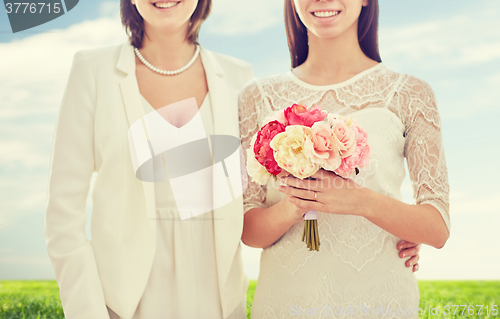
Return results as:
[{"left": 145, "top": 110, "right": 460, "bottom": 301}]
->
[
  {"left": 254, "top": 120, "right": 286, "bottom": 175},
  {"left": 264, "top": 109, "right": 287, "bottom": 126},
  {"left": 306, "top": 121, "right": 342, "bottom": 171},
  {"left": 284, "top": 104, "right": 327, "bottom": 127}
]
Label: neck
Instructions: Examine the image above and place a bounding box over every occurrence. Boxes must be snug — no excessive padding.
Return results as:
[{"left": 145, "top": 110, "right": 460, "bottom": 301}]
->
[
  {"left": 302, "top": 24, "right": 372, "bottom": 77},
  {"left": 139, "top": 22, "right": 196, "bottom": 70}
]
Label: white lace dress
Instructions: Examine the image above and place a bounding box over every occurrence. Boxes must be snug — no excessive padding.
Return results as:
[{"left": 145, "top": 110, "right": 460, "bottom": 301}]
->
[{"left": 238, "top": 63, "right": 450, "bottom": 319}]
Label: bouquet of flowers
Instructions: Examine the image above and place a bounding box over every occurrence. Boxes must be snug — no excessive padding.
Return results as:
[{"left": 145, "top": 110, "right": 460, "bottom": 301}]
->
[{"left": 246, "top": 103, "right": 371, "bottom": 251}]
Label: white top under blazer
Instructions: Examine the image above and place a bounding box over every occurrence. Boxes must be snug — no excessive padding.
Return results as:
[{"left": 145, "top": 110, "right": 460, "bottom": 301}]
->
[
  {"left": 44, "top": 40, "right": 255, "bottom": 319},
  {"left": 106, "top": 94, "right": 246, "bottom": 319}
]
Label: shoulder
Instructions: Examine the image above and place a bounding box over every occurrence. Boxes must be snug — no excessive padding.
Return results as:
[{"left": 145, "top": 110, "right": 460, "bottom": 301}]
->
[
  {"left": 381, "top": 65, "right": 438, "bottom": 109},
  {"left": 240, "top": 72, "right": 290, "bottom": 96},
  {"left": 386, "top": 70, "right": 441, "bottom": 129},
  {"left": 67, "top": 42, "right": 127, "bottom": 81},
  {"left": 209, "top": 50, "right": 253, "bottom": 71},
  {"left": 206, "top": 49, "right": 254, "bottom": 85},
  {"left": 398, "top": 74, "right": 439, "bottom": 118},
  {"left": 67, "top": 43, "right": 124, "bottom": 89},
  {"left": 75, "top": 42, "right": 124, "bottom": 64},
  {"left": 64, "top": 43, "right": 123, "bottom": 83},
  {"left": 401, "top": 73, "right": 435, "bottom": 96},
  {"left": 238, "top": 72, "right": 289, "bottom": 101},
  {"left": 70, "top": 42, "right": 125, "bottom": 76},
  {"left": 380, "top": 66, "right": 437, "bottom": 102}
]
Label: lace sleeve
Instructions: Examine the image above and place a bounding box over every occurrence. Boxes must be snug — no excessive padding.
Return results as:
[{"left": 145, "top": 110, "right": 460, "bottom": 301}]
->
[
  {"left": 399, "top": 76, "right": 451, "bottom": 233},
  {"left": 238, "top": 79, "right": 267, "bottom": 214}
]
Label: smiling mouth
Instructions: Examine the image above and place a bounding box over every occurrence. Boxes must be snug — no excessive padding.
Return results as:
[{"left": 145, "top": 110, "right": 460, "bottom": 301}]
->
[
  {"left": 312, "top": 11, "right": 340, "bottom": 18},
  {"left": 153, "top": 1, "right": 180, "bottom": 9}
]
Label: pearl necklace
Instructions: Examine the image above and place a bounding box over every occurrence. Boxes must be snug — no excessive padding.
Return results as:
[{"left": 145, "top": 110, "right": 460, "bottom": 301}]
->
[{"left": 134, "top": 44, "right": 200, "bottom": 76}]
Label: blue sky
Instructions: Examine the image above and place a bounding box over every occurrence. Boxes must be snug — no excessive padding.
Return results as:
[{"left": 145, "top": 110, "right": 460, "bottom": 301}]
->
[{"left": 0, "top": 0, "right": 499, "bottom": 280}]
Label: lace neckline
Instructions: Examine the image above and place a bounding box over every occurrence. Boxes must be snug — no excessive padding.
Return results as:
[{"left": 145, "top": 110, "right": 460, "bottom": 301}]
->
[{"left": 287, "top": 63, "right": 384, "bottom": 90}]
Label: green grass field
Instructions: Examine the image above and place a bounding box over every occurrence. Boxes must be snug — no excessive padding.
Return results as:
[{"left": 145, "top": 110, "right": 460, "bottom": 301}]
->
[{"left": 1, "top": 280, "right": 498, "bottom": 318}]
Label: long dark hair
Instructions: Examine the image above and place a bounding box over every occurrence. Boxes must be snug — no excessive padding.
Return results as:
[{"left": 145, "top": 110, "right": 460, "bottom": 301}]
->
[
  {"left": 121, "top": 0, "right": 212, "bottom": 49},
  {"left": 284, "top": 0, "right": 381, "bottom": 68}
]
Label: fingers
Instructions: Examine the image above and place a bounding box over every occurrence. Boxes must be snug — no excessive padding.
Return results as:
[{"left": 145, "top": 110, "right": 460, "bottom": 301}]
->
[
  {"left": 413, "top": 263, "right": 419, "bottom": 272},
  {"left": 397, "top": 240, "right": 419, "bottom": 250},
  {"left": 288, "top": 195, "right": 325, "bottom": 212},
  {"left": 310, "top": 169, "right": 328, "bottom": 180},
  {"left": 398, "top": 241, "right": 421, "bottom": 271},
  {"left": 405, "top": 255, "right": 419, "bottom": 268},
  {"left": 281, "top": 176, "right": 321, "bottom": 191},
  {"left": 399, "top": 246, "right": 419, "bottom": 259},
  {"left": 279, "top": 185, "right": 318, "bottom": 201}
]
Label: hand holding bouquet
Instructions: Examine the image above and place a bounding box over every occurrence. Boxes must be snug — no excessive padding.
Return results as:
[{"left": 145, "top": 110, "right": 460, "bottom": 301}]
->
[{"left": 246, "top": 103, "right": 370, "bottom": 251}]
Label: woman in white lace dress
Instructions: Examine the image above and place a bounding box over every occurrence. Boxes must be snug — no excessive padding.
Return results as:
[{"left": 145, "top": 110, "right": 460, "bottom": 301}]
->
[{"left": 239, "top": 0, "right": 450, "bottom": 318}]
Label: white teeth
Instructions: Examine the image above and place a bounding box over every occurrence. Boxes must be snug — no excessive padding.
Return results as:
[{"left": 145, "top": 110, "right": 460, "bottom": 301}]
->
[
  {"left": 313, "top": 11, "right": 340, "bottom": 18},
  {"left": 154, "top": 2, "right": 178, "bottom": 8}
]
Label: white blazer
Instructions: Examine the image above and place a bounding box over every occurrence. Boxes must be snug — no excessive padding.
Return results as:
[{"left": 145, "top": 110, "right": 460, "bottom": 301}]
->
[{"left": 44, "top": 40, "right": 255, "bottom": 319}]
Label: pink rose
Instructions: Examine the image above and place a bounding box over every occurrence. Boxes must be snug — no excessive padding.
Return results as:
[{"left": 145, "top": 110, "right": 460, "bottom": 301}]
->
[
  {"left": 254, "top": 120, "right": 286, "bottom": 175},
  {"left": 350, "top": 124, "right": 371, "bottom": 168},
  {"left": 328, "top": 114, "right": 356, "bottom": 158},
  {"left": 284, "top": 104, "right": 327, "bottom": 127},
  {"left": 334, "top": 159, "right": 355, "bottom": 179},
  {"left": 335, "top": 124, "right": 371, "bottom": 178},
  {"left": 353, "top": 123, "right": 368, "bottom": 145},
  {"left": 306, "top": 121, "right": 342, "bottom": 171}
]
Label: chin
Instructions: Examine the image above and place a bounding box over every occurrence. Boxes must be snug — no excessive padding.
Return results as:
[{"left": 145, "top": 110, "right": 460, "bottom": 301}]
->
[
  {"left": 146, "top": 18, "right": 187, "bottom": 34},
  {"left": 309, "top": 27, "right": 344, "bottom": 40}
]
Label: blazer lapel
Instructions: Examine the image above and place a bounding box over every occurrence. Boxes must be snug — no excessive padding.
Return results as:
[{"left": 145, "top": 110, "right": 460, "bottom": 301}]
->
[
  {"left": 116, "top": 41, "right": 157, "bottom": 226},
  {"left": 200, "top": 46, "right": 245, "bottom": 313}
]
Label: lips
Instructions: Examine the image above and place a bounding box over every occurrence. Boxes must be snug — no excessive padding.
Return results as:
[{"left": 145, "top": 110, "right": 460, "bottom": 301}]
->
[
  {"left": 153, "top": 1, "right": 180, "bottom": 9},
  {"left": 312, "top": 10, "right": 341, "bottom": 18}
]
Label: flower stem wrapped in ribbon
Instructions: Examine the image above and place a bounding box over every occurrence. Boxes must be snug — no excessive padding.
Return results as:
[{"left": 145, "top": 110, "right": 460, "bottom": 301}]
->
[{"left": 246, "top": 103, "right": 370, "bottom": 251}]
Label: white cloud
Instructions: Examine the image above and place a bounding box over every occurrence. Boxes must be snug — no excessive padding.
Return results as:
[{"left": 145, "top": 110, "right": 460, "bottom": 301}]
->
[
  {"left": 0, "top": 17, "right": 126, "bottom": 120},
  {"left": 380, "top": 2, "right": 500, "bottom": 69},
  {"left": 416, "top": 210, "right": 500, "bottom": 280},
  {"left": 99, "top": 1, "right": 121, "bottom": 18},
  {"left": 0, "top": 18, "right": 125, "bottom": 82},
  {"left": 0, "top": 140, "right": 48, "bottom": 168},
  {"left": 450, "top": 193, "right": 500, "bottom": 215},
  {"left": 488, "top": 73, "right": 500, "bottom": 85},
  {"left": 204, "top": 0, "right": 283, "bottom": 35},
  {"left": 0, "top": 256, "right": 49, "bottom": 265},
  {"left": 0, "top": 177, "right": 48, "bottom": 217}
]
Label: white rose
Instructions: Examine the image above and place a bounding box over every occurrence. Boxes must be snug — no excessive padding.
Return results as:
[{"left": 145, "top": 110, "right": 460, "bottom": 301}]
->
[{"left": 246, "top": 133, "right": 272, "bottom": 185}]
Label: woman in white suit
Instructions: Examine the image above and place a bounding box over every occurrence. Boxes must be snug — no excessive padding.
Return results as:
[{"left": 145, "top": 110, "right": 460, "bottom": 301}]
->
[{"left": 44, "top": 0, "right": 253, "bottom": 318}]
